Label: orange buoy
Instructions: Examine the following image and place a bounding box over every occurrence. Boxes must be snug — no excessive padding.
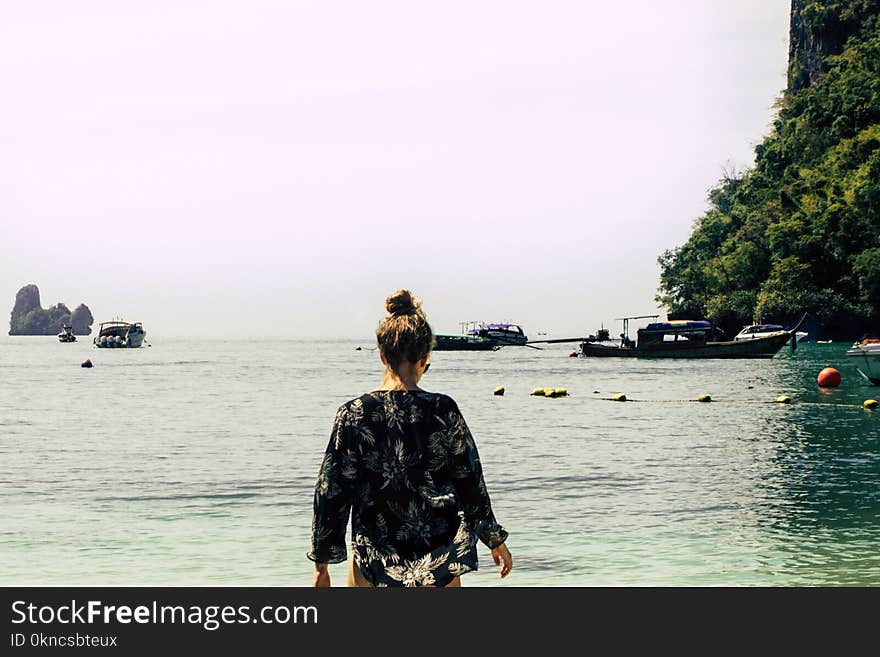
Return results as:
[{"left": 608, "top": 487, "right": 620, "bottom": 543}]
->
[{"left": 817, "top": 367, "right": 841, "bottom": 387}]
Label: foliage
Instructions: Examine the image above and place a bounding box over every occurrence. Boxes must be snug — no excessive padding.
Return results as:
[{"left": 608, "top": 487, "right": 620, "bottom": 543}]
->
[
  {"left": 853, "top": 247, "right": 880, "bottom": 302},
  {"left": 657, "top": 2, "right": 880, "bottom": 338}
]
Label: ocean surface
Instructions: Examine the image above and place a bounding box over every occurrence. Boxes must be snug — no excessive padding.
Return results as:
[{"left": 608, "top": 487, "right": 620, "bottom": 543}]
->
[{"left": 1, "top": 336, "right": 878, "bottom": 586}]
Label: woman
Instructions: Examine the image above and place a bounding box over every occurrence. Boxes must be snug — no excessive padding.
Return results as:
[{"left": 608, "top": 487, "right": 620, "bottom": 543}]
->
[{"left": 308, "top": 290, "right": 512, "bottom": 587}]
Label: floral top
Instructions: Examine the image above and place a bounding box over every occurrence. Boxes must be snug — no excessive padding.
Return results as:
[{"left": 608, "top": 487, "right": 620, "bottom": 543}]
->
[{"left": 307, "top": 390, "right": 508, "bottom": 587}]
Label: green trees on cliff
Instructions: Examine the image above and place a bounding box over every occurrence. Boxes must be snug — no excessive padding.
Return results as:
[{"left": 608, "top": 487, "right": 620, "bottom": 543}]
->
[{"left": 657, "top": 1, "right": 880, "bottom": 338}]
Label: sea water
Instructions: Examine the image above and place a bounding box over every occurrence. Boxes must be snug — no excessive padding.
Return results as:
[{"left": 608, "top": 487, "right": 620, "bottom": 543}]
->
[{"left": 1, "top": 337, "right": 878, "bottom": 586}]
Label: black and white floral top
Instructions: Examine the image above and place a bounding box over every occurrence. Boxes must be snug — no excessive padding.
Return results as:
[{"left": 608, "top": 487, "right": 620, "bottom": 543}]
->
[{"left": 307, "top": 390, "right": 508, "bottom": 587}]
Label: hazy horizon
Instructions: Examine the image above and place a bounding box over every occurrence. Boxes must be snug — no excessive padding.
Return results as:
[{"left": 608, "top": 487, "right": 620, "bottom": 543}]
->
[{"left": 1, "top": 1, "right": 791, "bottom": 339}]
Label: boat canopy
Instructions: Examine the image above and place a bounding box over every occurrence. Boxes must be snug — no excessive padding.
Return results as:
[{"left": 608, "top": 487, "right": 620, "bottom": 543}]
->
[
  {"left": 467, "top": 323, "right": 524, "bottom": 334},
  {"left": 641, "top": 320, "right": 712, "bottom": 333},
  {"left": 97, "top": 320, "right": 144, "bottom": 337}
]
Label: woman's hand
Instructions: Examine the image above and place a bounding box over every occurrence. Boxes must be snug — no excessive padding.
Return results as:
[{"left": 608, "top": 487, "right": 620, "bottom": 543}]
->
[
  {"left": 313, "top": 563, "right": 331, "bottom": 588},
  {"left": 491, "top": 543, "right": 512, "bottom": 578}
]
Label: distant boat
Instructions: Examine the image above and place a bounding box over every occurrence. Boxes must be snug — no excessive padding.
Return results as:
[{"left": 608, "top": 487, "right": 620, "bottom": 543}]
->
[
  {"left": 846, "top": 338, "right": 880, "bottom": 385},
  {"left": 57, "top": 325, "right": 76, "bottom": 343},
  {"left": 734, "top": 323, "right": 808, "bottom": 342},
  {"left": 467, "top": 323, "right": 528, "bottom": 346},
  {"left": 434, "top": 322, "right": 532, "bottom": 351},
  {"left": 93, "top": 320, "right": 146, "bottom": 348}
]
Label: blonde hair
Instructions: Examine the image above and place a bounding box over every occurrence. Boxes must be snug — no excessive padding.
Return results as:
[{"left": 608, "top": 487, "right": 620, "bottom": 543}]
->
[{"left": 376, "top": 289, "right": 434, "bottom": 369}]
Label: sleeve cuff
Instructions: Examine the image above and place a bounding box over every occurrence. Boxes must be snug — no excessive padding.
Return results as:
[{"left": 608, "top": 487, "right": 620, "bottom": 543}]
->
[
  {"left": 306, "top": 546, "right": 348, "bottom": 565},
  {"left": 477, "top": 523, "right": 508, "bottom": 550}
]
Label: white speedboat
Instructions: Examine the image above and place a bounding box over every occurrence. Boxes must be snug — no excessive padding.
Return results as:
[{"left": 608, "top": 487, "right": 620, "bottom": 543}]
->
[
  {"left": 434, "top": 321, "right": 531, "bottom": 351},
  {"left": 467, "top": 322, "right": 529, "bottom": 346},
  {"left": 846, "top": 339, "right": 880, "bottom": 385},
  {"left": 734, "top": 324, "right": 808, "bottom": 341},
  {"left": 93, "top": 320, "right": 146, "bottom": 348}
]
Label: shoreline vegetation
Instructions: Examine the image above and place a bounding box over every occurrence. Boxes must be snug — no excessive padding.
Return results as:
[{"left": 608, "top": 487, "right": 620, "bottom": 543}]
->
[{"left": 657, "top": 0, "right": 880, "bottom": 341}]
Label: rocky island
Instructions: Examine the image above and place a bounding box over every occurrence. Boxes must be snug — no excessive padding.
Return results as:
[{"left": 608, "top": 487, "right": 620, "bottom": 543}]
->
[{"left": 8, "top": 284, "right": 94, "bottom": 336}]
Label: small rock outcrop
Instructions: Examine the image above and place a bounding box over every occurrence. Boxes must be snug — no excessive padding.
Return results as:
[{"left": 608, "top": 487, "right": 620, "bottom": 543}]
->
[
  {"left": 70, "top": 304, "right": 95, "bottom": 336},
  {"left": 8, "top": 284, "right": 94, "bottom": 336}
]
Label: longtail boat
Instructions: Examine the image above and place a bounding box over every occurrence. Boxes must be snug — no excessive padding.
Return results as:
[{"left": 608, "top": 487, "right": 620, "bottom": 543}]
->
[{"left": 528, "top": 314, "right": 805, "bottom": 359}]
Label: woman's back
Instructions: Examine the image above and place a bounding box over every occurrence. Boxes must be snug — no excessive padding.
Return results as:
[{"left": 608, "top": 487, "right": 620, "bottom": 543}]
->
[{"left": 309, "top": 390, "right": 508, "bottom": 587}]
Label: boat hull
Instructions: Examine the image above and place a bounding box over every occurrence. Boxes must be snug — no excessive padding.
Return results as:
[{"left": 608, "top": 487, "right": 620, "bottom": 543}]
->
[
  {"left": 846, "top": 345, "right": 880, "bottom": 385},
  {"left": 580, "top": 332, "right": 792, "bottom": 358},
  {"left": 735, "top": 331, "right": 808, "bottom": 341},
  {"left": 94, "top": 341, "right": 143, "bottom": 348},
  {"left": 95, "top": 335, "right": 145, "bottom": 348},
  {"left": 434, "top": 334, "right": 497, "bottom": 351}
]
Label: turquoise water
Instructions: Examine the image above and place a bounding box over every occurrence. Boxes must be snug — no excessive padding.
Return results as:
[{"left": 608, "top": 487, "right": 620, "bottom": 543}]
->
[{"left": 1, "top": 337, "right": 878, "bottom": 586}]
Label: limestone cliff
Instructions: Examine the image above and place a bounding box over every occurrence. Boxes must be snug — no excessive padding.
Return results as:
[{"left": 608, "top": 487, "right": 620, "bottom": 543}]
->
[
  {"left": 8, "top": 284, "right": 94, "bottom": 336},
  {"left": 788, "top": 0, "right": 879, "bottom": 91}
]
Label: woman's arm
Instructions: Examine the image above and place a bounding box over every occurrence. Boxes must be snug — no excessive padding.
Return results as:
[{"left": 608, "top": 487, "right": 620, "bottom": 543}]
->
[
  {"left": 312, "top": 562, "right": 331, "bottom": 587},
  {"left": 306, "top": 405, "right": 357, "bottom": 582},
  {"left": 491, "top": 543, "right": 513, "bottom": 579},
  {"left": 446, "top": 400, "right": 509, "bottom": 552}
]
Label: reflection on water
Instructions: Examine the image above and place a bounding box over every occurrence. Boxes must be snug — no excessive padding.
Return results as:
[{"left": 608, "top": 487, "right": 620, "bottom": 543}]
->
[
  {"left": 0, "top": 338, "right": 876, "bottom": 585},
  {"left": 735, "top": 344, "right": 880, "bottom": 585},
  {"left": 759, "top": 405, "right": 879, "bottom": 585}
]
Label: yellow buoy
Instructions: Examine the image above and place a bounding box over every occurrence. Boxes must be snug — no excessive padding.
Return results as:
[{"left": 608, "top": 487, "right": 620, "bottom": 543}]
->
[
  {"left": 776, "top": 395, "right": 792, "bottom": 404},
  {"left": 554, "top": 388, "right": 568, "bottom": 397},
  {"left": 697, "top": 394, "right": 712, "bottom": 403},
  {"left": 612, "top": 393, "right": 627, "bottom": 402},
  {"left": 531, "top": 388, "right": 545, "bottom": 396},
  {"left": 864, "top": 399, "right": 878, "bottom": 410},
  {"left": 494, "top": 386, "right": 505, "bottom": 396}
]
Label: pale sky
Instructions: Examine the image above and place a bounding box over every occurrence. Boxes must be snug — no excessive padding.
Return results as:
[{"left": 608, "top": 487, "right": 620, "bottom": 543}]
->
[{"left": 1, "top": 1, "right": 791, "bottom": 339}]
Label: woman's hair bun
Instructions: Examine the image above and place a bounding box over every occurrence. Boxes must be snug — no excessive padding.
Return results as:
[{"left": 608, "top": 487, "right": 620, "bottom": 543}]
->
[
  {"left": 377, "top": 289, "right": 433, "bottom": 366},
  {"left": 385, "top": 289, "right": 420, "bottom": 317}
]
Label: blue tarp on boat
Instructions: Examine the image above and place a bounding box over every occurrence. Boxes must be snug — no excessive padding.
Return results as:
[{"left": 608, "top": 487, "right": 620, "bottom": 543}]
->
[{"left": 642, "top": 320, "right": 712, "bottom": 333}]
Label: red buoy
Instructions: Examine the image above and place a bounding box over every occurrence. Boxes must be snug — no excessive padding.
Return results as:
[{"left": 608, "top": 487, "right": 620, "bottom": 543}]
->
[
  {"left": 817, "top": 367, "right": 841, "bottom": 387},
  {"left": 81, "top": 359, "right": 93, "bottom": 368}
]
